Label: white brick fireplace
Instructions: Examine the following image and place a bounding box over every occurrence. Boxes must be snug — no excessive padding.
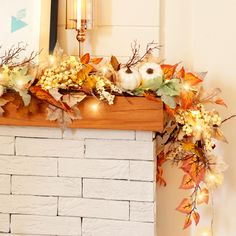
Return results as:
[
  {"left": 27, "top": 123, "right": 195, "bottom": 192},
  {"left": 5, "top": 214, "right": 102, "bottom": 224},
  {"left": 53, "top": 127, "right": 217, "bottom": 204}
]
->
[{"left": 0, "top": 126, "right": 157, "bottom": 236}]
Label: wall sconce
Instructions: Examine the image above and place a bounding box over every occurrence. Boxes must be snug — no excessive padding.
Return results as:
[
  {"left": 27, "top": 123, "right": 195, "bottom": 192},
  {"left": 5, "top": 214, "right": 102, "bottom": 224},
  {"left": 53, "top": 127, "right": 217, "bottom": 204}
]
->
[{"left": 66, "top": 0, "right": 94, "bottom": 56}]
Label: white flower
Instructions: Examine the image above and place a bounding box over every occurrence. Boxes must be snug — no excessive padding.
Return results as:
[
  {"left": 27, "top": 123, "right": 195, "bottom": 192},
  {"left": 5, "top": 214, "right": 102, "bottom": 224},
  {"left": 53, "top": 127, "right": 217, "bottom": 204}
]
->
[{"left": 139, "top": 63, "right": 163, "bottom": 81}]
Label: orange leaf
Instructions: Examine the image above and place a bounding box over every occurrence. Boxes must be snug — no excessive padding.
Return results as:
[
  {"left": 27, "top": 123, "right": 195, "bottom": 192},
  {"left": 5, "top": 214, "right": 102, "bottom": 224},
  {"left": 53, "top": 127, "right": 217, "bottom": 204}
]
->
[
  {"left": 110, "top": 56, "right": 120, "bottom": 71},
  {"left": 176, "top": 198, "right": 192, "bottom": 214},
  {"left": 164, "top": 104, "right": 176, "bottom": 116},
  {"left": 179, "top": 174, "right": 195, "bottom": 189},
  {"left": 189, "top": 163, "right": 205, "bottom": 185},
  {"left": 180, "top": 90, "right": 194, "bottom": 109},
  {"left": 160, "top": 64, "right": 178, "bottom": 80},
  {"left": 156, "top": 167, "right": 167, "bottom": 187},
  {"left": 215, "top": 98, "right": 227, "bottom": 107},
  {"left": 184, "top": 72, "right": 202, "bottom": 86},
  {"left": 29, "top": 86, "right": 71, "bottom": 112},
  {"left": 91, "top": 57, "right": 103, "bottom": 65},
  {"left": 80, "top": 53, "right": 90, "bottom": 64},
  {"left": 197, "top": 188, "right": 209, "bottom": 205},
  {"left": 192, "top": 212, "right": 200, "bottom": 225},
  {"left": 176, "top": 67, "right": 185, "bottom": 79},
  {"left": 183, "top": 217, "right": 192, "bottom": 230}
]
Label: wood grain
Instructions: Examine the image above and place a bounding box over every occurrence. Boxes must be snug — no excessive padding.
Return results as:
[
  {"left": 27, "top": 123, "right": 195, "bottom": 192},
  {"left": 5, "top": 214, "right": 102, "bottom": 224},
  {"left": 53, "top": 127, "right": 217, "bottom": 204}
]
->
[{"left": 0, "top": 95, "right": 163, "bottom": 131}]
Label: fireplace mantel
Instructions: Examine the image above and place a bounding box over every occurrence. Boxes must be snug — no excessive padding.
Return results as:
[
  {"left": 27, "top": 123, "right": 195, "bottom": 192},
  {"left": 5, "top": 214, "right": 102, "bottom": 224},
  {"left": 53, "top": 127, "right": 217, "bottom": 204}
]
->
[{"left": 0, "top": 95, "right": 164, "bottom": 131}]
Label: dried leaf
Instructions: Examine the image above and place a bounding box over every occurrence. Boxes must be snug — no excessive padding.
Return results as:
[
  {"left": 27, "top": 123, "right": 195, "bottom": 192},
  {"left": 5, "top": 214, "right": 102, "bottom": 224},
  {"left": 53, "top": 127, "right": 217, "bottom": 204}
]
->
[
  {"left": 80, "top": 53, "right": 90, "bottom": 64},
  {"left": 62, "top": 93, "right": 86, "bottom": 107},
  {"left": 180, "top": 90, "right": 194, "bottom": 109},
  {"left": 197, "top": 188, "right": 209, "bottom": 205},
  {"left": 184, "top": 72, "right": 202, "bottom": 86},
  {"left": 212, "top": 128, "right": 228, "bottom": 143},
  {"left": 176, "top": 198, "right": 192, "bottom": 214},
  {"left": 215, "top": 98, "right": 227, "bottom": 107},
  {"left": 30, "top": 86, "right": 71, "bottom": 112},
  {"left": 183, "top": 217, "right": 192, "bottom": 230},
  {"left": 160, "top": 64, "right": 178, "bottom": 80},
  {"left": 176, "top": 67, "right": 185, "bottom": 79},
  {"left": 192, "top": 212, "right": 200, "bottom": 226},
  {"left": 179, "top": 174, "right": 195, "bottom": 189},
  {"left": 91, "top": 57, "right": 103, "bottom": 65},
  {"left": 110, "top": 56, "right": 120, "bottom": 71},
  {"left": 0, "top": 97, "right": 9, "bottom": 115},
  {"left": 48, "top": 88, "right": 63, "bottom": 101}
]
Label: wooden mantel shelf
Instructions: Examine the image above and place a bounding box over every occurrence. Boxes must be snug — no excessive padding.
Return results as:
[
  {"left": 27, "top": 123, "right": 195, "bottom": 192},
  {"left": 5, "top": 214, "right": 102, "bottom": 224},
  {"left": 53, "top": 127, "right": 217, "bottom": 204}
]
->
[{"left": 0, "top": 95, "right": 164, "bottom": 132}]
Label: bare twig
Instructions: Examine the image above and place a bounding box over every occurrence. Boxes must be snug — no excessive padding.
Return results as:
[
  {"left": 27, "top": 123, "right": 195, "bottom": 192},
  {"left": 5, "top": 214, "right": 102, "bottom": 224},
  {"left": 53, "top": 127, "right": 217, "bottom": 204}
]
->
[
  {"left": 222, "top": 114, "right": 236, "bottom": 124},
  {"left": 0, "top": 43, "right": 39, "bottom": 68},
  {"left": 123, "top": 41, "right": 160, "bottom": 69}
]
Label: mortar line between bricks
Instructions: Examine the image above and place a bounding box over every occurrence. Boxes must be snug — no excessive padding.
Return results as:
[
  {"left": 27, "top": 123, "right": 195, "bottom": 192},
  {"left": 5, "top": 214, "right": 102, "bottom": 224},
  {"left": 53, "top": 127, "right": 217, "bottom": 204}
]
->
[
  {"left": 14, "top": 136, "right": 16, "bottom": 156},
  {"left": 10, "top": 175, "right": 12, "bottom": 195},
  {"left": 9, "top": 213, "right": 11, "bottom": 233}
]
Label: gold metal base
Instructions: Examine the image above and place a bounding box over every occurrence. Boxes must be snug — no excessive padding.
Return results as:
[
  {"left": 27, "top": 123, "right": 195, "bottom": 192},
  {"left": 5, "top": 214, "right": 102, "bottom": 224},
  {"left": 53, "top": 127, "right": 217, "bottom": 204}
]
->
[{"left": 76, "top": 19, "right": 87, "bottom": 57}]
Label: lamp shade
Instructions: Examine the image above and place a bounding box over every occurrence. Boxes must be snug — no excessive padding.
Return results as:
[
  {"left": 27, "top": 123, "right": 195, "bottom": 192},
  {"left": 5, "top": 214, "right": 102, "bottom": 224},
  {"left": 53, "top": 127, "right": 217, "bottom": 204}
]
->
[{"left": 66, "top": 0, "right": 87, "bottom": 30}]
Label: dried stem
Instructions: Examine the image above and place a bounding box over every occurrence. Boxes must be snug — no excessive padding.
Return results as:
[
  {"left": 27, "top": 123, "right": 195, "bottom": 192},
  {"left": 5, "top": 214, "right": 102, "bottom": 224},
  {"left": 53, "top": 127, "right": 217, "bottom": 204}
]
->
[
  {"left": 222, "top": 114, "right": 236, "bottom": 124},
  {"left": 0, "top": 42, "right": 39, "bottom": 68},
  {"left": 124, "top": 41, "right": 160, "bottom": 69}
]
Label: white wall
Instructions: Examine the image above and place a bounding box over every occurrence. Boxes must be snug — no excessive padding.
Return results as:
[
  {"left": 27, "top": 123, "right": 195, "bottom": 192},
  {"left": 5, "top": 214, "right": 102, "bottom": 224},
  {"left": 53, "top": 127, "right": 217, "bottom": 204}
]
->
[{"left": 160, "top": 0, "right": 236, "bottom": 236}]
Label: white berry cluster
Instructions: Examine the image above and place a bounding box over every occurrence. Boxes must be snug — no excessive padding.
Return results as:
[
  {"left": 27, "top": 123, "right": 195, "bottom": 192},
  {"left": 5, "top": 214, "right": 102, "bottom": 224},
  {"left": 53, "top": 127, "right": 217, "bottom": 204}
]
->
[
  {"left": 37, "top": 56, "right": 83, "bottom": 90},
  {"left": 175, "top": 104, "right": 222, "bottom": 152}
]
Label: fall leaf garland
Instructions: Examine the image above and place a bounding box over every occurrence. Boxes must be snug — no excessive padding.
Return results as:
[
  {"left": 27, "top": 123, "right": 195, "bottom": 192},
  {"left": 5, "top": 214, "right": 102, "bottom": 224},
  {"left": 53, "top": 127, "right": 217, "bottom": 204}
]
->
[{"left": 0, "top": 43, "right": 232, "bottom": 231}]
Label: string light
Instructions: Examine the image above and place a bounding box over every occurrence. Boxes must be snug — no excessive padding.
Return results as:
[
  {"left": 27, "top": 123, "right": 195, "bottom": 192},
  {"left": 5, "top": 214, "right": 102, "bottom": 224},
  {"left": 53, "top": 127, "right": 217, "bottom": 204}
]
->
[
  {"left": 90, "top": 102, "right": 99, "bottom": 112},
  {"left": 16, "top": 79, "right": 24, "bottom": 89},
  {"left": 49, "top": 55, "right": 56, "bottom": 65},
  {"left": 201, "top": 228, "right": 212, "bottom": 236},
  {"left": 182, "top": 83, "right": 191, "bottom": 91}
]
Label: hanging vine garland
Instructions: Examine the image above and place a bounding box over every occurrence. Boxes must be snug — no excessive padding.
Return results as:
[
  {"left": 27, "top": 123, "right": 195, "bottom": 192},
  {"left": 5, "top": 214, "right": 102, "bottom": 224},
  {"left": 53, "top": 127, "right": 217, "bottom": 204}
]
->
[{"left": 0, "top": 42, "right": 232, "bottom": 231}]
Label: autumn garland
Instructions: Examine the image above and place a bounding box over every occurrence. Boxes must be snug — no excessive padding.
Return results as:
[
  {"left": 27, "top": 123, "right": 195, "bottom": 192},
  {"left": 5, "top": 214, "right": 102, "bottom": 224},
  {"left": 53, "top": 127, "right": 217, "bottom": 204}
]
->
[{"left": 0, "top": 43, "right": 230, "bottom": 230}]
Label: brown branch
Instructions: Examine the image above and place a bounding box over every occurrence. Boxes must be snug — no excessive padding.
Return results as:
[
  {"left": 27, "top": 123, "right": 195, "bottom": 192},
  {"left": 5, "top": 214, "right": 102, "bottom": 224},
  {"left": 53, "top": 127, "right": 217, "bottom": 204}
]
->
[
  {"left": 123, "top": 41, "right": 160, "bottom": 69},
  {"left": 0, "top": 43, "right": 39, "bottom": 68},
  {"left": 222, "top": 114, "right": 236, "bottom": 124}
]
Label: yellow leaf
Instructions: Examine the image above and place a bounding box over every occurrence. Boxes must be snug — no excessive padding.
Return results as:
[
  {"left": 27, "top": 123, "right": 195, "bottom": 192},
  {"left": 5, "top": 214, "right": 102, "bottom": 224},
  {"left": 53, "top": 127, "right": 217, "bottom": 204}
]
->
[{"left": 176, "top": 198, "right": 192, "bottom": 214}]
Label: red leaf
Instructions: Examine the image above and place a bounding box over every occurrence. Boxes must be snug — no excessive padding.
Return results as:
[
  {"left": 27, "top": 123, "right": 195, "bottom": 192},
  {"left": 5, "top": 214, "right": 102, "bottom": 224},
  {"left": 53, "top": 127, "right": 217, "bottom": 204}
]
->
[
  {"left": 184, "top": 72, "right": 202, "bottom": 86},
  {"left": 160, "top": 64, "right": 178, "bottom": 80},
  {"left": 176, "top": 198, "right": 192, "bottom": 214},
  {"left": 215, "top": 98, "right": 227, "bottom": 107},
  {"left": 192, "top": 212, "right": 200, "bottom": 225},
  {"left": 197, "top": 188, "right": 209, "bottom": 205},
  {"left": 179, "top": 174, "right": 195, "bottom": 189},
  {"left": 80, "top": 53, "right": 90, "bottom": 64},
  {"left": 176, "top": 67, "right": 185, "bottom": 79},
  {"left": 183, "top": 217, "right": 192, "bottom": 230},
  {"left": 91, "top": 57, "right": 103, "bottom": 65}
]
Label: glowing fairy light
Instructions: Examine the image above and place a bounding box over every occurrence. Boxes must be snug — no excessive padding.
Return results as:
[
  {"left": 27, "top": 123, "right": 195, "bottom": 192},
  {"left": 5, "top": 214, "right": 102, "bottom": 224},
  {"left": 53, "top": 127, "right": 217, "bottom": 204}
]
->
[
  {"left": 16, "top": 79, "right": 24, "bottom": 89},
  {"left": 49, "top": 55, "right": 56, "bottom": 65},
  {"left": 90, "top": 102, "right": 99, "bottom": 112},
  {"left": 201, "top": 229, "right": 212, "bottom": 236},
  {"left": 195, "top": 124, "right": 203, "bottom": 132},
  {"left": 182, "top": 83, "right": 190, "bottom": 91}
]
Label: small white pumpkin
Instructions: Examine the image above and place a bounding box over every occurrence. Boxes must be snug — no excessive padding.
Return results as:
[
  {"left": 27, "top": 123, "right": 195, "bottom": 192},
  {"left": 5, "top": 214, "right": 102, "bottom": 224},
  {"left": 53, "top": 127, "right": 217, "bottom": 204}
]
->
[
  {"left": 117, "top": 67, "right": 141, "bottom": 91},
  {"left": 139, "top": 62, "right": 163, "bottom": 82}
]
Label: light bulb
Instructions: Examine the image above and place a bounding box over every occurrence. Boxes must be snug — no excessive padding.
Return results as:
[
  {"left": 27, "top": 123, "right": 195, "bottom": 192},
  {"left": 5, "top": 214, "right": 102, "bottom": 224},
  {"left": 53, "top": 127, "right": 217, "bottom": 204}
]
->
[
  {"left": 90, "top": 102, "right": 99, "bottom": 112},
  {"left": 16, "top": 79, "right": 24, "bottom": 89},
  {"left": 201, "top": 229, "right": 212, "bottom": 236},
  {"left": 49, "top": 55, "right": 55, "bottom": 65},
  {"left": 183, "top": 83, "right": 190, "bottom": 91}
]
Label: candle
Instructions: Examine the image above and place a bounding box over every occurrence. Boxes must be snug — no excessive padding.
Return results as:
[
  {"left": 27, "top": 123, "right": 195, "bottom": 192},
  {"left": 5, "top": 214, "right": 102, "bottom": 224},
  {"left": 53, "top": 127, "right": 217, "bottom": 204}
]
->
[{"left": 77, "top": 0, "right": 87, "bottom": 29}]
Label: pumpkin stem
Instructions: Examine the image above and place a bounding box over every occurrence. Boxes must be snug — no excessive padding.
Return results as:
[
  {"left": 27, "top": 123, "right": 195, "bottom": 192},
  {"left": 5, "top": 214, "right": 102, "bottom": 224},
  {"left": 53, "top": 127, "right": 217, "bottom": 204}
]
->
[{"left": 126, "top": 67, "right": 133, "bottom": 74}]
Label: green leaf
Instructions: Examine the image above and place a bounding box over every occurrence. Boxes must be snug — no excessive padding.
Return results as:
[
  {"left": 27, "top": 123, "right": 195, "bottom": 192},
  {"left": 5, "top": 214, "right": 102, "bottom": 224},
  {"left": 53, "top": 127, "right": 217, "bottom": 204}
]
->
[
  {"left": 141, "top": 76, "right": 163, "bottom": 91},
  {"left": 157, "top": 79, "right": 180, "bottom": 97},
  {"left": 161, "top": 95, "right": 176, "bottom": 108}
]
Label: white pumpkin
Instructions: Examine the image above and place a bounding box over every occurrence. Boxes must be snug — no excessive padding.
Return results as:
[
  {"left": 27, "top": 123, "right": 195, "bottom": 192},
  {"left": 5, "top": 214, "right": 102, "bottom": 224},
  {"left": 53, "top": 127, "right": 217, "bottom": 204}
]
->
[
  {"left": 117, "top": 67, "right": 141, "bottom": 91},
  {"left": 139, "top": 62, "right": 163, "bottom": 82}
]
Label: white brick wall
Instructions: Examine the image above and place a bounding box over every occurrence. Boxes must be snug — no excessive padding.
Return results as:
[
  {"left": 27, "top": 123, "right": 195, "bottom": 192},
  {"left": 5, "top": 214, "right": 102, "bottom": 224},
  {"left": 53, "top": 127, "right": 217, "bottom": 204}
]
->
[{"left": 0, "top": 125, "right": 157, "bottom": 236}]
